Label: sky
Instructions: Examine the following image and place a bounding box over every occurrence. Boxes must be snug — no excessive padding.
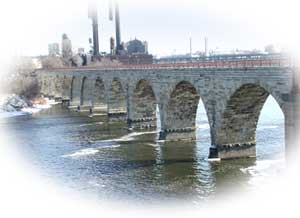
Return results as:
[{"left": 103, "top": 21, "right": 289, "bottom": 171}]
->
[{"left": 1, "top": 0, "right": 300, "bottom": 57}]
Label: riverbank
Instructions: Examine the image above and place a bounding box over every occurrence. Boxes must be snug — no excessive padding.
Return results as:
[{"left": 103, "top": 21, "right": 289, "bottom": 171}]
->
[{"left": 0, "top": 94, "right": 57, "bottom": 118}]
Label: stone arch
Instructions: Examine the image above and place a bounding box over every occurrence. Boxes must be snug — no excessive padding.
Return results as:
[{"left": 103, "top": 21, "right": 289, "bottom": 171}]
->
[
  {"left": 132, "top": 79, "right": 157, "bottom": 119},
  {"left": 214, "top": 83, "right": 285, "bottom": 159},
  {"left": 163, "top": 81, "right": 203, "bottom": 140},
  {"left": 164, "top": 77, "right": 199, "bottom": 103},
  {"left": 109, "top": 78, "right": 126, "bottom": 113},
  {"left": 225, "top": 81, "right": 285, "bottom": 111},
  {"left": 93, "top": 77, "right": 106, "bottom": 108}
]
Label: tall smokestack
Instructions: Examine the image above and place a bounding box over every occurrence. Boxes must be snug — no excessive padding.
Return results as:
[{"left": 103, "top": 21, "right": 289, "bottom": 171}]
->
[
  {"left": 88, "top": 1, "right": 100, "bottom": 56},
  {"left": 115, "top": 1, "right": 122, "bottom": 55},
  {"left": 109, "top": 1, "right": 114, "bottom": 21}
]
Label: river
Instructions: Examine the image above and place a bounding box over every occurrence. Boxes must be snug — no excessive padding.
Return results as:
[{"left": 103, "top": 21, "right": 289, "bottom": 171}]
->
[{"left": 0, "top": 96, "right": 285, "bottom": 205}]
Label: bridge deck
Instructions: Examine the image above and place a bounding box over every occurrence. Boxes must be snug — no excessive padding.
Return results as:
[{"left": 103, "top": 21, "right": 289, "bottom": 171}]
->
[{"left": 40, "top": 56, "right": 293, "bottom": 71}]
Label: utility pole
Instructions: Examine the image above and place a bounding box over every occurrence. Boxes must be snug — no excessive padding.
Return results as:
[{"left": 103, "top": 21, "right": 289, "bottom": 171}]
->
[
  {"left": 190, "top": 37, "right": 192, "bottom": 61},
  {"left": 205, "top": 37, "right": 209, "bottom": 57}
]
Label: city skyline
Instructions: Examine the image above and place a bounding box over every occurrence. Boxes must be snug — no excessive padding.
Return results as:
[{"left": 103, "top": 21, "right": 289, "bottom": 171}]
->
[{"left": 1, "top": 0, "right": 300, "bottom": 57}]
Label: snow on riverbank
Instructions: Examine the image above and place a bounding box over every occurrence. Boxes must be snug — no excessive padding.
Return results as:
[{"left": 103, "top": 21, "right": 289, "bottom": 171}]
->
[{"left": 0, "top": 94, "right": 56, "bottom": 118}]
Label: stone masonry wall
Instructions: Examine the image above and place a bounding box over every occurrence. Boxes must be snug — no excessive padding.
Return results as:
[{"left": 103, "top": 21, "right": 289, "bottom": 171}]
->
[{"left": 38, "top": 67, "right": 296, "bottom": 159}]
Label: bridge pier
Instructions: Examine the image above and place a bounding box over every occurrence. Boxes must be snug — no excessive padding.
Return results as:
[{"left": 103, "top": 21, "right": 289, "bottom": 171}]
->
[
  {"left": 284, "top": 93, "right": 300, "bottom": 163},
  {"left": 61, "top": 99, "right": 70, "bottom": 107},
  {"left": 208, "top": 143, "right": 256, "bottom": 160},
  {"left": 159, "top": 128, "right": 196, "bottom": 141},
  {"left": 157, "top": 100, "right": 197, "bottom": 141},
  {"left": 126, "top": 80, "right": 157, "bottom": 129},
  {"left": 128, "top": 117, "right": 157, "bottom": 129}
]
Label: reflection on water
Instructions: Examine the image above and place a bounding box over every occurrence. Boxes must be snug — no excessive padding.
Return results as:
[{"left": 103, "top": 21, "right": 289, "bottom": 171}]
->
[{"left": 0, "top": 96, "right": 285, "bottom": 204}]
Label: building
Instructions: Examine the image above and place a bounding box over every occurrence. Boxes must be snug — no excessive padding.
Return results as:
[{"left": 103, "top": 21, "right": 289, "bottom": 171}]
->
[
  {"left": 125, "top": 39, "right": 148, "bottom": 55},
  {"left": 48, "top": 43, "right": 60, "bottom": 56},
  {"left": 61, "top": 34, "right": 72, "bottom": 59}
]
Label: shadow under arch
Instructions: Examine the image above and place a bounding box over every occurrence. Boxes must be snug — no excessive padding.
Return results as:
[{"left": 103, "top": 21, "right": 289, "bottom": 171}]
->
[{"left": 214, "top": 83, "right": 285, "bottom": 159}]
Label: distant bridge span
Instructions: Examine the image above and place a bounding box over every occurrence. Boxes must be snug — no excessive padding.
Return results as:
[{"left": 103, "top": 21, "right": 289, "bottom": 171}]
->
[{"left": 37, "top": 56, "right": 300, "bottom": 160}]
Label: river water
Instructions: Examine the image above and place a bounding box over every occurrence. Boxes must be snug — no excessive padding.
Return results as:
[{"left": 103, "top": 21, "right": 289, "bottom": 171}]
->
[{"left": 0, "top": 96, "right": 285, "bottom": 205}]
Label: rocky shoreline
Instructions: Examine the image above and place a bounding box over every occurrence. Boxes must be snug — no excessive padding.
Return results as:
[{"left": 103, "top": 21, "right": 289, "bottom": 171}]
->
[
  {"left": 0, "top": 94, "right": 32, "bottom": 112},
  {"left": 0, "top": 94, "right": 51, "bottom": 116}
]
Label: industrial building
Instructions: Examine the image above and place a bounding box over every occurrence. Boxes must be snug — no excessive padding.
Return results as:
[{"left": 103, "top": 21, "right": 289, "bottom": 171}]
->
[
  {"left": 88, "top": 1, "right": 153, "bottom": 65},
  {"left": 125, "top": 39, "right": 148, "bottom": 55}
]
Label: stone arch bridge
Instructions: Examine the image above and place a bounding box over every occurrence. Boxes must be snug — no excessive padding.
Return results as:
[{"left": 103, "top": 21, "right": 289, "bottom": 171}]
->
[{"left": 37, "top": 60, "right": 300, "bottom": 160}]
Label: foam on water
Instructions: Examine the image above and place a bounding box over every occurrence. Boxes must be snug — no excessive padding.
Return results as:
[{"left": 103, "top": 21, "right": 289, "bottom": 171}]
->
[
  {"left": 62, "top": 148, "right": 100, "bottom": 158},
  {"left": 79, "top": 122, "right": 103, "bottom": 127},
  {"left": 118, "top": 131, "right": 157, "bottom": 141},
  {"left": 21, "top": 107, "right": 43, "bottom": 114},
  {"left": 62, "top": 131, "right": 158, "bottom": 159},
  {"left": 0, "top": 111, "right": 29, "bottom": 118},
  {"left": 101, "top": 131, "right": 157, "bottom": 143},
  {"left": 240, "top": 158, "right": 285, "bottom": 187},
  {"left": 62, "top": 144, "right": 121, "bottom": 159}
]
